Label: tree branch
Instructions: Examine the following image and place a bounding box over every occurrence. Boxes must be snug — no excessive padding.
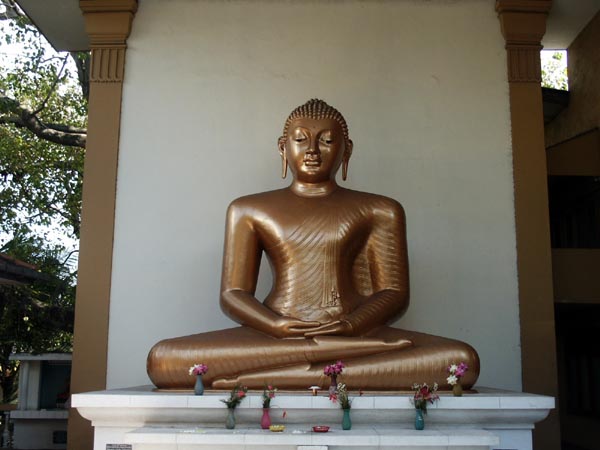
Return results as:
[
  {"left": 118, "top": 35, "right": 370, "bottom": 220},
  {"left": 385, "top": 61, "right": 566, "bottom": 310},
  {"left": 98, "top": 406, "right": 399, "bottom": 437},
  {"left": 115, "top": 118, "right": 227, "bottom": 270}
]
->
[
  {"left": 0, "top": 92, "right": 86, "bottom": 148},
  {"left": 0, "top": 0, "right": 23, "bottom": 20},
  {"left": 0, "top": 116, "right": 86, "bottom": 134},
  {"left": 70, "top": 52, "right": 90, "bottom": 102},
  {"left": 31, "top": 56, "right": 69, "bottom": 116}
]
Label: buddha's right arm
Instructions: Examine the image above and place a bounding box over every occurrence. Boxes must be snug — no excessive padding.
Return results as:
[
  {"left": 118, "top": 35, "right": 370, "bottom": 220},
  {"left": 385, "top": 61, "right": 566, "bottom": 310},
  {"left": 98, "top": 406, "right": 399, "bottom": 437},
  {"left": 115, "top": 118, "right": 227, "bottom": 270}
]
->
[{"left": 219, "top": 200, "right": 319, "bottom": 338}]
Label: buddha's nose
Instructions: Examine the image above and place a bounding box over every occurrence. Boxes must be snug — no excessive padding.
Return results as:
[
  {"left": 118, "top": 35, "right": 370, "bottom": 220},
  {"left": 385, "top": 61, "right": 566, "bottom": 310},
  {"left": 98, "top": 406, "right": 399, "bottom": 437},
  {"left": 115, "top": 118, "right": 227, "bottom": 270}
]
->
[{"left": 307, "top": 140, "right": 320, "bottom": 155}]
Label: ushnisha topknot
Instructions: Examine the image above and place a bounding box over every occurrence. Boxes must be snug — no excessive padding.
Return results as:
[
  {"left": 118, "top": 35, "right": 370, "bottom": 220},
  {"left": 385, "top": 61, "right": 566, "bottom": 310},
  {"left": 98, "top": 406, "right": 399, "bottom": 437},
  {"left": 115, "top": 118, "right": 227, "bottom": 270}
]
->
[{"left": 282, "top": 99, "right": 350, "bottom": 147}]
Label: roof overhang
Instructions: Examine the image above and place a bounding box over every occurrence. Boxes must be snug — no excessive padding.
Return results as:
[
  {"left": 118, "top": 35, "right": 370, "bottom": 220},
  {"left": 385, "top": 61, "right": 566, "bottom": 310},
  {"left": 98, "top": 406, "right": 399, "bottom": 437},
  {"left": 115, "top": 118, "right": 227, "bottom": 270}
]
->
[
  {"left": 14, "top": 1, "right": 600, "bottom": 53},
  {"left": 0, "top": 254, "right": 51, "bottom": 285},
  {"left": 9, "top": 352, "right": 72, "bottom": 361},
  {"left": 15, "top": 0, "right": 89, "bottom": 52},
  {"left": 543, "top": 0, "right": 600, "bottom": 49}
]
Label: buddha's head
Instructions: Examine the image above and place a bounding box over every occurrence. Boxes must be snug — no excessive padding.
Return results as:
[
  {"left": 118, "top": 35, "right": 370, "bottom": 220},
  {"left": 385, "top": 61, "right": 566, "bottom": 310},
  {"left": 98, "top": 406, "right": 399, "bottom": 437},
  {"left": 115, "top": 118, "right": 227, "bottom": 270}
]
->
[{"left": 278, "top": 99, "right": 353, "bottom": 182}]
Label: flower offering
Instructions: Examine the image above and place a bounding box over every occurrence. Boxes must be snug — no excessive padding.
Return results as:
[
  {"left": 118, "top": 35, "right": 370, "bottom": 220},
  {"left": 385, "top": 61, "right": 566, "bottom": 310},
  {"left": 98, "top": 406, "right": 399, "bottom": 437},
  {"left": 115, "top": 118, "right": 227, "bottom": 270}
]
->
[
  {"left": 221, "top": 385, "right": 248, "bottom": 409},
  {"left": 188, "top": 363, "right": 208, "bottom": 376},
  {"left": 446, "top": 362, "right": 468, "bottom": 385},
  {"left": 324, "top": 360, "right": 345, "bottom": 377},
  {"left": 412, "top": 382, "right": 439, "bottom": 413},
  {"left": 262, "top": 384, "right": 277, "bottom": 408}
]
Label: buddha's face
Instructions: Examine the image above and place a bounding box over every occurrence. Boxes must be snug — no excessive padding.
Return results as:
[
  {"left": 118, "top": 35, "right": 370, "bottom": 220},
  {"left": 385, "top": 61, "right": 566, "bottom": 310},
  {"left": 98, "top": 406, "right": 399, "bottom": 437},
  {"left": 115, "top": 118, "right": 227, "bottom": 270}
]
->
[{"left": 281, "top": 117, "right": 348, "bottom": 183}]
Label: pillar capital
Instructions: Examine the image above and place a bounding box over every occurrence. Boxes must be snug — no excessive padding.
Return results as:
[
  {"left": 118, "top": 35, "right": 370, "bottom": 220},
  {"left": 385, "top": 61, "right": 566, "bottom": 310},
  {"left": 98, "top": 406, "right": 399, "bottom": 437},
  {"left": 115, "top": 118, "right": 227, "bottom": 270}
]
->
[
  {"left": 496, "top": 0, "right": 552, "bottom": 82},
  {"left": 80, "top": 0, "right": 137, "bottom": 45},
  {"left": 80, "top": 0, "right": 138, "bottom": 82}
]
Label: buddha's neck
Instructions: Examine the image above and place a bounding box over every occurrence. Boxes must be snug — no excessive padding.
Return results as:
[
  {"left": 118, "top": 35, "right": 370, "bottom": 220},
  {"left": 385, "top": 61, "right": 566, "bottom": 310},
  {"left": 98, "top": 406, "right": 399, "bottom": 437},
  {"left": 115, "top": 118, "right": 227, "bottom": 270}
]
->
[{"left": 290, "top": 179, "right": 338, "bottom": 198}]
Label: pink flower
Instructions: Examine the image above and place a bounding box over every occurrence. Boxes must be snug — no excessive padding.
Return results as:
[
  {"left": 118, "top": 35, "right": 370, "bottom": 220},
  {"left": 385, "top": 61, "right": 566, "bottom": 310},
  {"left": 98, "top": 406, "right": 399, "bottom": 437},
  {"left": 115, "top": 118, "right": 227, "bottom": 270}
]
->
[
  {"left": 447, "top": 362, "right": 468, "bottom": 379},
  {"left": 189, "top": 363, "right": 208, "bottom": 376},
  {"left": 324, "top": 361, "right": 345, "bottom": 376},
  {"left": 237, "top": 390, "right": 246, "bottom": 398}
]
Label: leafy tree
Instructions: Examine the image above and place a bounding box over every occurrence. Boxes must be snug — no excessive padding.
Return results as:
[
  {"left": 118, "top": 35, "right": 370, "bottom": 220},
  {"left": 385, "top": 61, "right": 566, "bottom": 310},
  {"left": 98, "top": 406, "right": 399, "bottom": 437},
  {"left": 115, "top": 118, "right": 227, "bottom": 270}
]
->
[
  {"left": 0, "top": 234, "right": 76, "bottom": 404},
  {"left": 541, "top": 50, "right": 568, "bottom": 91},
  {"left": 1, "top": 1, "right": 88, "bottom": 241},
  {"left": 0, "top": 2, "right": 86, "bottom": 404}
]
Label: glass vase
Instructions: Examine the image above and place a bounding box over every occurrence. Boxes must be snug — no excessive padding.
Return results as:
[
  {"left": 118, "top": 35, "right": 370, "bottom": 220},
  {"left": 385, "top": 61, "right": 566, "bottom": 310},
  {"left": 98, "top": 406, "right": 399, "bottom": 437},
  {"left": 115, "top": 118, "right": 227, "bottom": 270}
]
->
[
  {"left": 328, "top": 374, "right": 338, "bottom": 396},
  {"left": 414, "top": 408, "right": 425, "bottom": 430},
  {"left": 261, "top": 408, "right": 272, "bottom": 429},
  {"left": 226, "top": 408, "right": 236, "bottom": 429},
  {"left": 452, "top": 383, "right": 463, "bottom": 397},
  {"left": 342, "top": 408, "right": 352, "bottom": 430},
  {"left": 194, "top": 374, "right": 204, "bottom": 396}
]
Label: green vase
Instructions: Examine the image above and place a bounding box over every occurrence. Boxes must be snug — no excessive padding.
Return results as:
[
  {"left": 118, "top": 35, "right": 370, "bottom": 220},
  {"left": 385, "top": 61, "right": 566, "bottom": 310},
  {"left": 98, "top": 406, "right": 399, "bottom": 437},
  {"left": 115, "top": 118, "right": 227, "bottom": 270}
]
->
[
  {"left": 226, "top": 408, "right": 236, "bottom": 429},
  {"left": 414, "top": 408, "right": 425, "bottom": 430},
  {"left": 342, "top": 408, "right": 352, "bottom": 430}
]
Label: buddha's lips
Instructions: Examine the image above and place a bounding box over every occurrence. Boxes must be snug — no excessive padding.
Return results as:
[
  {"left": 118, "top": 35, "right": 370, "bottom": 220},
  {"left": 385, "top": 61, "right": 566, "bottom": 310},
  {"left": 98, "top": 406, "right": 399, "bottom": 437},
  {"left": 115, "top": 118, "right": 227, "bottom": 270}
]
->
[{"left": 304, "top": 159, "right": 322, "bottom": 167}]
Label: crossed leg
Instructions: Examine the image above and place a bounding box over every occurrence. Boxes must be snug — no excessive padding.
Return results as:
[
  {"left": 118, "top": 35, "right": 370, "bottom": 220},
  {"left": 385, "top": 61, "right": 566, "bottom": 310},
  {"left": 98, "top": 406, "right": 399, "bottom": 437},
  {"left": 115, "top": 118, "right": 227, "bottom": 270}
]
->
[{"left": 147, "top": 326, "right": 478, "bottom": 390}]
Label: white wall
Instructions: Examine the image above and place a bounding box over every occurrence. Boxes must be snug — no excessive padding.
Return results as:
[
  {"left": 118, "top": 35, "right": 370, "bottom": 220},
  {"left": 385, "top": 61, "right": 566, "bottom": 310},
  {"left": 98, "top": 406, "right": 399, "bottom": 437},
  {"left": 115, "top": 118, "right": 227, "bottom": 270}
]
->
[{"left": 109, "top": 0, "right": 520, "bottom": 390}]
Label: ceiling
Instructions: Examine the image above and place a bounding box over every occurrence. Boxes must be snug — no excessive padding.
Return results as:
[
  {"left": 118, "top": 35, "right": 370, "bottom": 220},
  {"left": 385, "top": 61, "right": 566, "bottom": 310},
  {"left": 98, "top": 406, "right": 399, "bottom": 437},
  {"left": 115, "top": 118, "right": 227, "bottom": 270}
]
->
[
  {"left": 543, "top": 0, "right": 600, "bottom": 49},
  {"left": 14, "top": 0, "right": 600, "bottom": 52},
  {"left": 16, "top": 0, "right": 89, "bottom": 52}
]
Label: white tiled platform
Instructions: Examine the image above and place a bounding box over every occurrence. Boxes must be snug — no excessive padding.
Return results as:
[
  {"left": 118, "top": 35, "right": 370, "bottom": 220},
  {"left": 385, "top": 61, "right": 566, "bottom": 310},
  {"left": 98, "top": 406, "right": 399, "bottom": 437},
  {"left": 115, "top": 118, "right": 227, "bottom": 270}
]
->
[
  {"left": 126, "top": 426, "right": 499, "bottom": 449},
  {"left": 72, "top": 386, "right": 553, "bottom": 450}
]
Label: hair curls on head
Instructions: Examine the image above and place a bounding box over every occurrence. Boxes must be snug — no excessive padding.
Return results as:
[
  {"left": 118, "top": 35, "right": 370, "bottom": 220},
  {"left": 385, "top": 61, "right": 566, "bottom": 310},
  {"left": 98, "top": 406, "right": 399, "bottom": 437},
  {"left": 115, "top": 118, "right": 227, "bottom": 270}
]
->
[{"left": 282, "top": 99, "right": 350, "bottom": 147}]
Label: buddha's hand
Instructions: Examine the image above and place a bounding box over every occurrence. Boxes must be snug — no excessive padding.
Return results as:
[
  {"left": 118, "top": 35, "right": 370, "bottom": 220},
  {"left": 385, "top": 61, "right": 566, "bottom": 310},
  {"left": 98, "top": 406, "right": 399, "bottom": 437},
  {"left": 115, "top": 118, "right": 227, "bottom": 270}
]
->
[
  {"left": 303, "top": 320, "right": 354, "bottom": 337},
  {"left": 271, "top": 316, "right": 322, "bottom": 339}
]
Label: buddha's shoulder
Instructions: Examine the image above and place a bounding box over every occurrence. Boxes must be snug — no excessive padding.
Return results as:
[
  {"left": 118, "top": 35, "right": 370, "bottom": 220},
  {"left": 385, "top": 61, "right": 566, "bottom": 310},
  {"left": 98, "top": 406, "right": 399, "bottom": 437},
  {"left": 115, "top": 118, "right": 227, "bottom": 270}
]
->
[
  {"left": 226, "top": 189, "right": 290, "bottom": 211},
  {"left": 340, "top": 188, "right": 405, "bottom": 217}
]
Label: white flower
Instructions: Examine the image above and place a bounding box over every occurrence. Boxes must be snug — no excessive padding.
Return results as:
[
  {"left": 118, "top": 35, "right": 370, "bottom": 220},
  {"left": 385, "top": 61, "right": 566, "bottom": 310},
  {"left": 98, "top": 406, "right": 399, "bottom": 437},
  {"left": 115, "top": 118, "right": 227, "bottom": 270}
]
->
[
  {"left": 446, "top": 375, "right": 458, "bottom": 385},
  {"left": 448, "top": 364, "right": 458, "bottom": 374}
]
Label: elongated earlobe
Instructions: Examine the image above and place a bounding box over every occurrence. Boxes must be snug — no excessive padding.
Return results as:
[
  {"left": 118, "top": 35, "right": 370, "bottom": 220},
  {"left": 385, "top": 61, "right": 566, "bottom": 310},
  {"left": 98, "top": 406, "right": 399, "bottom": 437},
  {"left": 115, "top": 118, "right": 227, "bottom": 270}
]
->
[
  {"left": 281, "top": 154, "right": 288, "bottom": 179},
  {"left": 278, "top": 136, "right": 287, "bottom": 179},
  {"left": 342, "top": 139, "right": 353, "bottom": 181}
]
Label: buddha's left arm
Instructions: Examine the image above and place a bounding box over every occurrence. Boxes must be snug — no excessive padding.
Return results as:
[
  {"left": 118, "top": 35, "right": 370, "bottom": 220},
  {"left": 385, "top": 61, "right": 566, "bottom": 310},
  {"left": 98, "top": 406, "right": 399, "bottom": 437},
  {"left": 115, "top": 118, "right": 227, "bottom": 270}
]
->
[
  {"left": 342, "top": 199, "right": 409, "bottom": 335},
  {"left": 305, "top": 199, "right": 409, "bottom": 338}
]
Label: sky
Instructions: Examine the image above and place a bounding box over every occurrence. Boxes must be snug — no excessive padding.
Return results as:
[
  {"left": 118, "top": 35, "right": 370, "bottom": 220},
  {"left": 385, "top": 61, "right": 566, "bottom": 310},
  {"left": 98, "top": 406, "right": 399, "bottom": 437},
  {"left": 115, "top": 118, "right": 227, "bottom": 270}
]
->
[{"left": 0, "top": 18, "right": 80, "bottom": 256}]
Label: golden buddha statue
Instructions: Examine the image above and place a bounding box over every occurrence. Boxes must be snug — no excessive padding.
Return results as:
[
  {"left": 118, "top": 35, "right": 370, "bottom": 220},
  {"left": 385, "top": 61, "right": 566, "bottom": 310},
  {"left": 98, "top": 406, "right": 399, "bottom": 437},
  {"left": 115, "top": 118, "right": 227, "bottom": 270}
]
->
[{"left": 147, "top": 99, "right": 479, "bottom": 391}]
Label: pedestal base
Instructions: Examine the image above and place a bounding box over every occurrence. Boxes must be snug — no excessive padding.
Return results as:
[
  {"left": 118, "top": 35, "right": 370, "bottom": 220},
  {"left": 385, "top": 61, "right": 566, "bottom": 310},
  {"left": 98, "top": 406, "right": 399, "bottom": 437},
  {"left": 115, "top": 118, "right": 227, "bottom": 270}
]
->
[{"left": 72, "top": 386, "right": 553, "bottom": 450}]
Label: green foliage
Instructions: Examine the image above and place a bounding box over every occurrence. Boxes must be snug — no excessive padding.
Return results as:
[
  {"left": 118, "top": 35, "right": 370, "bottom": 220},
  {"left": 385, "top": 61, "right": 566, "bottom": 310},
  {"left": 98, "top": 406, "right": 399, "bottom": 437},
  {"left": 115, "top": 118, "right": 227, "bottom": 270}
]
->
[
  {"left": 0, "top": 5, "right": 85, "bottom": 404},
  {"left": 0, "top": 234, "right": 75, "bottom": 352},
  {"left": 0, "top": 233, "right": 76, "bottom": 403},
  {"left": 1, "top": 12, "right": 87, "bottom": 240},
  {"left": 541, "top": 51, "right": 568, "bottom": 91}
]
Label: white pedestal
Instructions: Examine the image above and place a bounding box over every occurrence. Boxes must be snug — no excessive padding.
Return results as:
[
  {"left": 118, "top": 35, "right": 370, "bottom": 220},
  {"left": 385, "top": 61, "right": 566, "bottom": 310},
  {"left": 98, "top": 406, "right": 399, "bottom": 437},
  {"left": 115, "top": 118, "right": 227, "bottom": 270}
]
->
[{"left": 72, "top": 386, "right": 553, "bottom": 450}]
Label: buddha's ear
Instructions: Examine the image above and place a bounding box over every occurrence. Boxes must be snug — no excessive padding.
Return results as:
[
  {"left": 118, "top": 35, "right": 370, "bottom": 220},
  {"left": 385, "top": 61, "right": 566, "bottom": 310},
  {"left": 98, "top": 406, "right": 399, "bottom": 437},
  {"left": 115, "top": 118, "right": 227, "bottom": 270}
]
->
[
  {"left": 342, "top": 139, "right": 353, "bottom": 181},
  {"left": 278, "top": 136, "right": 288, "bottom": 179},
  {"left": 277, "top": 136, "right": 286, "bottom": 156}
]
